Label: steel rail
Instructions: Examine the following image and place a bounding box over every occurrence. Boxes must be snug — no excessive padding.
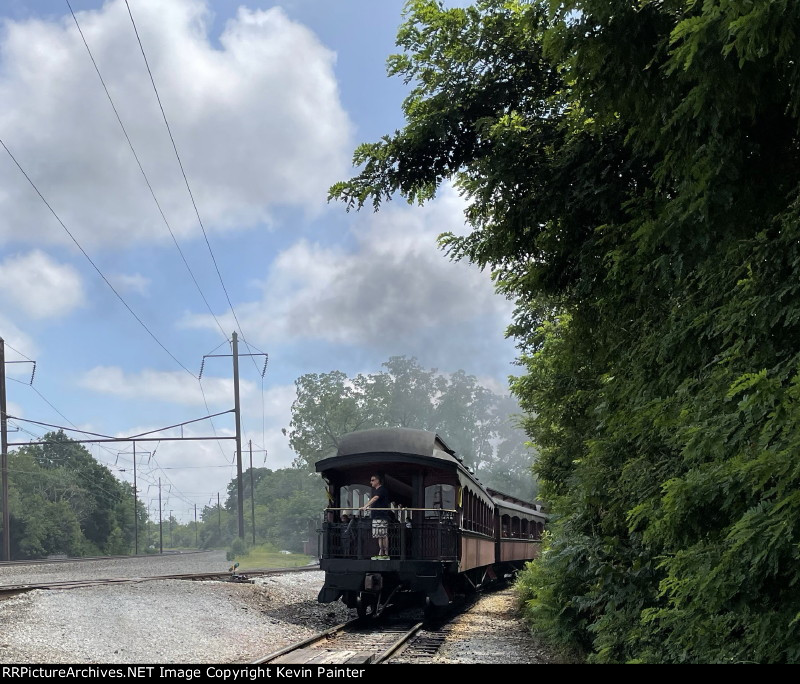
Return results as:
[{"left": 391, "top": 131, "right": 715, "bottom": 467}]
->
[
  {"left": 250, "top": 620, "right": 356, "bottom": 664},
  {"left": 373, "top": 622, "right": 425, "bottom": 663},
  {"left": 249, "top": 612, "right": 428, "bottom": 666},
  {"left": 0, "top": 550, "right": 210, "bottom": 567},
  {"left": 0, "top": 564, "right": 319, "bottom": 594}
]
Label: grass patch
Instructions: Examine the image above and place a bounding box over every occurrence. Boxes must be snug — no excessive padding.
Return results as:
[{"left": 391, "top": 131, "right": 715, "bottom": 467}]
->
[{"left": 230, "top": 544, "right": 313, "bottom": 570}]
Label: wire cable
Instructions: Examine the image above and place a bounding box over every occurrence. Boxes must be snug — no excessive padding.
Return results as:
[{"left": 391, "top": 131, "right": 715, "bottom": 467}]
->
[
  {"left": 2, "top": 341, "right": 33, "bottom": 362},
  {"left": 123, "top": 0, "right": 265, "bottom": 377},
  {"left": 197, "top": 376, "right": 234, "bottom": 462},
  {"left": 0, "top": 137, "right": 195, "bottom": 378},
  {"left": 6, "top": 375, "right": 155, "bottom": 469},
  {"left": 122, "top": 0, "right": 268, "bottom": 468},
  {"left": 65, "top": 0, "right": 229, "bottom": 344}
]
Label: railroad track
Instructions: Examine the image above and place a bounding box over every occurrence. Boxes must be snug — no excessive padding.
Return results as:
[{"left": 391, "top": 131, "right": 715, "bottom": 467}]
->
[
  {"left": 0, "top": 565, "right": 319, "bottom": 596},
  {"left": 251, "top": 613, "right": 426, "bottom": 665},
  {"left": 247, "top": 579, "right": 517, "bottom": 666},
  {"left": 0, "top": 550, "right": 211, "bottom": 566}
]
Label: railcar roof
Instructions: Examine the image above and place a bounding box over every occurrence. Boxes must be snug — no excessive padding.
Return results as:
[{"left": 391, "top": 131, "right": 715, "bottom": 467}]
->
[
  {"left": 339, "top": 428, "right": 455, "bottom": 458},
  {"left": 316, "top": 427, "right": 497, "bottom": 509},
  {"left": 494, "top": 498, "right": 547, "bottom": 521}
]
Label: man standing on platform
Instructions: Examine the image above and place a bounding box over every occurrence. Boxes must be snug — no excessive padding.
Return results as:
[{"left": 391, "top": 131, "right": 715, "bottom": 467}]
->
[{"left": 361, "top": 474, "right": 390, "bottom": 559}]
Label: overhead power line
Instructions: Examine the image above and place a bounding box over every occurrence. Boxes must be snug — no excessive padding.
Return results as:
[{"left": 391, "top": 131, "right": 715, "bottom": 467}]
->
[
  {"left": 2, "top": 342, "right": 33, "bottom": 362},
  {"left": 6, "top": 373, "right": 159, "bottom": 480},
  {"left": 123, "top": 0, "right": 265, "bottom": 376},
  {"left": 8, "top": 410, "right": 234, "bottom": 441},
  {"left": 54, "top": 2, "right": 245, "bottom": 471},
  {"left": 65, "top": 0, "right": 229, "bottom": 343},
  {"left": 0, "top": 137, "right": 195, "bottom": 378}
]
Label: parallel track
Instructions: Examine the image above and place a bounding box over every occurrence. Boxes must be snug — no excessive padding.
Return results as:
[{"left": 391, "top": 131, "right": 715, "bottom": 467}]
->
[
  {"left": 0, "top": 550, "right": 210, "bottom": 567},
  {"left": 0, "top": 565, "right": 319, "bottom": 596}
]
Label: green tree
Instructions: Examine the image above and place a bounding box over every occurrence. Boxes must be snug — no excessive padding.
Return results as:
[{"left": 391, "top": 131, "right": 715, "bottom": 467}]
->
[
  {"left": 8, "top": 432, "right": 139, "bottom": 558},
  {"left": 376, "top": 355, "right": 439, "bottom": 428},
  {"left": 288, "top": 370, "right": 376, "bottom": 467},
  {"left": 433, "top": 369, "right": 498, "bottom": 474},
  {"left": 198, "top": 503, "right": 234, "bottom": 550},
  {"left": 288, "top": 356, "right": 537, "bottom": 500},
  {"left": 330, "top": 0, "right": 800, "bottom": 663},
  {"left": 252, "top": 468, "right": 326, "bottom": 551}
]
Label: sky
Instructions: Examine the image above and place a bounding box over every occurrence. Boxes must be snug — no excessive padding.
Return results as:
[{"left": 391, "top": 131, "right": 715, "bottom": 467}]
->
[{"left": 0, "top": 0, "right": 518, "bottom": 523}]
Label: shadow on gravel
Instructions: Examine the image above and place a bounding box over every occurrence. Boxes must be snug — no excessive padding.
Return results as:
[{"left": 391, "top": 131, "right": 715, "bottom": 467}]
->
[{"left": 257, "top": 599, "right": 352, "bottom": 628}]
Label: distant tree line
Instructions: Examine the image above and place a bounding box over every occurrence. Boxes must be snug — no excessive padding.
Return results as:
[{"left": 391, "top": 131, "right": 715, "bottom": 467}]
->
[
  {"left": 5, "top": 431, "right": 143, "bottom": 558},
  {"left": 2, "top": 430, "right": 324, "bottom": 559},
  {"left": 193, "top": 466, "right": 325, "bottom": 554}
]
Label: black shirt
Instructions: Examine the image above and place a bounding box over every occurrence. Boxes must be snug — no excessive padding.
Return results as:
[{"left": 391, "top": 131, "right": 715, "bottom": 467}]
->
[{"left": 370, "top": 484, "right": 390, "bottom": 520}]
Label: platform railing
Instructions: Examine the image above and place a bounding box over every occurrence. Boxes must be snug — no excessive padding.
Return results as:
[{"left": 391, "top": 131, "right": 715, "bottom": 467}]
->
[{"left": 319, "top": 508, "right": 458, "bottom": 561}]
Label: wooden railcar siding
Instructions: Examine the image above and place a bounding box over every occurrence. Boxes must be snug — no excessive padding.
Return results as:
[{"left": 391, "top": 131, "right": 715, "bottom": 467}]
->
[{"left": 460, "top": 533, "right": 495, "bottom": 572}]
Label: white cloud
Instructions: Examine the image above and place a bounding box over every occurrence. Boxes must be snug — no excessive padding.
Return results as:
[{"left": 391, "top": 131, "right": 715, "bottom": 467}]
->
[
  {"left": 109, "top": 425, "right": 239, "bottom": 519},
  {"left": 79, "top": 365, "right": 256, "bottom": 406},
  {"left": 184, "top": 185, "right": 515, "bottom": 365},
  {"left": 241, "top": 383, "right": 297, "bottom": 469},
  {"left": 0, "top": 315, "right": 38, "bottom": 367},
  {"left": 0, "top": 250, "right": 84, "bottom": 318},
  {"left": 110, "top": 272, "right": 150, "bottom": 296},
  {"left": 0, "top": 0, "right": 351, "bottom": 248},
  {"left": 6, "top": 401, "right": 23, "bottom": 420}
]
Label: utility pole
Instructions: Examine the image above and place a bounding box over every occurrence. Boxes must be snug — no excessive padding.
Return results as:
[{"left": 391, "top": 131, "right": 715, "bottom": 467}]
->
[
  {"left": 200, "top": 334, "right": 267, "bottom": 542},
  {"left": 249, "top": 440, "right": 255, "bottom": 545},
  {"left": 232, "top": 332, "right": 244, "bottom": 540},
  {"left": 217, "top": 492, "right": 221, "bottom": 534},
  {"left": 0, "top": 338, "right": 9, "bottom": 562},
  {"left": 133, "top": 443, "right": 138, "bottom": 555},
  {"left": 194, "top": 503, "right": 198, "bottom": 548},
  {"left": 158, "top": 478, "right": 163, "bottom": 555},
  {"left": 169, "top": 510, "right": 173, "bottom": 548}
]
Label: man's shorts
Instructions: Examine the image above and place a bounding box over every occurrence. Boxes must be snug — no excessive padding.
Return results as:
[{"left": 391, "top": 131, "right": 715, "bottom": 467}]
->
[{"left": 372, "top": 518, "right": 388, "bottom": 538}]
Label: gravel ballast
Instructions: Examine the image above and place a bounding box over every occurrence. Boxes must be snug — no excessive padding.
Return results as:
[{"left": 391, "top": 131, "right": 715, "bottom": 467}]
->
[
  {"left": 0, "top": 552, "right": 555, "bottom": 664},
  {"left": 0, "top": 552, "right": 352, "bottom": 664},
  {"left": 0, "top": 573, "right": 351, "bottom": 663}
]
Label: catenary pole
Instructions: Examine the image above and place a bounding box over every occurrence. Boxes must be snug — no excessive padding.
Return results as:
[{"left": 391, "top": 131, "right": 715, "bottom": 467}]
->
[
  {"left": 133, "top": 443, "right": 138, "bottom": 554},
  {"left": 232, "top": 332, "right": 244, "bottom": 539},
  {"left": 0, "top": 338, "right": 9, "bottom": 561},
  {"left": 250, "top": 440, "right": 256, "bottom": 545},
  {"left": 158, "top": 477, "right": 163, "bottom": 554}
]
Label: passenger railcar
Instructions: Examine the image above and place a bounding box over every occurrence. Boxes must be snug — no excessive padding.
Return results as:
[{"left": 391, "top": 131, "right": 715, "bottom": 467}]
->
[{"left": 315, "top": 427, "right": 545, "bottom": 617}]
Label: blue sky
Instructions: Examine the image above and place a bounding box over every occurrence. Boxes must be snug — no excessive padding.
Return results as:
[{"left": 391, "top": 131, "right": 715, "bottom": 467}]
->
[{"left": 0, "top": 0, "right": 517, "bottom": 522}]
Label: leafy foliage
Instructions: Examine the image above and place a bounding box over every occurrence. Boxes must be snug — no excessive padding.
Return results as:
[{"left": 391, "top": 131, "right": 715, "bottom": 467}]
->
[
  {"left": 331, "top": 0, "right": 800, "bottom": 663},
  {"left": 7, "top": 431, "right": 142, "bottom": 558},
  {"left": 195, "top": 466, "right": 326, "bottom": 554},
  {"left": 288, "top": 355, "right": 538, "bottom": 501}
]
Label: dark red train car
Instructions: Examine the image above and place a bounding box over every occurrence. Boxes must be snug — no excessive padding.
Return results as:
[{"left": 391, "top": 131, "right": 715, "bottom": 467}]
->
[{"left": 315, "top": 428, "right": 545, "bottom": 617}]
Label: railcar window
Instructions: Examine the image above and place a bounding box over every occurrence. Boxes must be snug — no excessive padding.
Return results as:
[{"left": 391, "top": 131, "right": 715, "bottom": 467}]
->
[
  {"left": 424, "top": 484, "right": 455, "bottom": 518},
  {"left": 501, "top": 513, "right": 511, "bottom": 538},
  {"left": 339, "top": 484, "right": 371, "bottom": 515}
]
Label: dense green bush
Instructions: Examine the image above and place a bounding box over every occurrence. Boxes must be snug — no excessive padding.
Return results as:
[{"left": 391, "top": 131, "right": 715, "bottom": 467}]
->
[{"left": 331, "top": 0, "right": 800, "bottom": 663}]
